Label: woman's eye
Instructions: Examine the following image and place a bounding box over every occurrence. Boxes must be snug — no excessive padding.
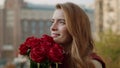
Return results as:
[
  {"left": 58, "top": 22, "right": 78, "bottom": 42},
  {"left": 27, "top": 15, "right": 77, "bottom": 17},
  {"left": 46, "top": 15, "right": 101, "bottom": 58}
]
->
[
  {"left": 60, "top": 21, "right": 65, "bottom": 24},
  {"left": 59, "top": 20, "right": 65, "bottom": 24},
  {"left": 50, "top": 20, "right": 54, "bottom": 23}
]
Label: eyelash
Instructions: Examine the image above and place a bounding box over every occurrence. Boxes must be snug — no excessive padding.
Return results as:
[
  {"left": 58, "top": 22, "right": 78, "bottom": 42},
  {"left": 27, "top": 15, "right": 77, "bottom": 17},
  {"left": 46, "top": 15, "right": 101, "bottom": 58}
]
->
[
  {"left": 50, "top": 20, "right": 54, "bottom": 23},
  {"left": 50, "top": 20, "right": 65, "bottom": 24},
  {"left": 59, "top": 21, "right": 65, "bottom": 24}
]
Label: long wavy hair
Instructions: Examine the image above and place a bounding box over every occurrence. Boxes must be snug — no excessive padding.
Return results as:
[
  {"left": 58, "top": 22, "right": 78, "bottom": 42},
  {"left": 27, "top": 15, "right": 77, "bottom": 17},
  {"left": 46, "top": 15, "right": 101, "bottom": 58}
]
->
[{"left": 56, "top": 2, "right": 95, "bottom": 68}]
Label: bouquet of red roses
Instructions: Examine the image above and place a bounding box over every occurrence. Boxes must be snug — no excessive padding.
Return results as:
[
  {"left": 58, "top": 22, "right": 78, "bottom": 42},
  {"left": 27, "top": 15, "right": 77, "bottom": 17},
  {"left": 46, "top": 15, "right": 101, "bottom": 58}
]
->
[{"left": 19, "top": 34, "right": 64, "bottom": 68}]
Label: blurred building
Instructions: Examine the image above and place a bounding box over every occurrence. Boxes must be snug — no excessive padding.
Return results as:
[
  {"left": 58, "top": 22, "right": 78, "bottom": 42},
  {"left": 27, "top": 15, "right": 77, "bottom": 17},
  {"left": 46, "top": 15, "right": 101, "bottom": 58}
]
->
[
  {"left": 0, "top": 6, "right": 3, "bottom": 61},
  {"left": 95, "top": 0, "right": 120, "bottom": 34},
  {"left": 0, "top": 0, "right": 54, "bottom": 60},
  {"left": 0, "top": 0, "right": 95, "bottom": 62}
]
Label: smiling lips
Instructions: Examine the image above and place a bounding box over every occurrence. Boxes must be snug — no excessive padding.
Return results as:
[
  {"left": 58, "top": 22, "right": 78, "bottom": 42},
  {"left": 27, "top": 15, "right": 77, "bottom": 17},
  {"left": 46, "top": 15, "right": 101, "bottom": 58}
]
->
[{"left": 51, "top": 33, "right": 60, "bottom": 38}]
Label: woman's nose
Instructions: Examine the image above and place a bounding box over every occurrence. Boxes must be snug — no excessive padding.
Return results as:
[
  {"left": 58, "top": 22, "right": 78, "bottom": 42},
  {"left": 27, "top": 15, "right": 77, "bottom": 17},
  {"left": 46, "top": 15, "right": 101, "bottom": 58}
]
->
[{"left": 50, "top": 22, "right": 58, "bottom": 31}]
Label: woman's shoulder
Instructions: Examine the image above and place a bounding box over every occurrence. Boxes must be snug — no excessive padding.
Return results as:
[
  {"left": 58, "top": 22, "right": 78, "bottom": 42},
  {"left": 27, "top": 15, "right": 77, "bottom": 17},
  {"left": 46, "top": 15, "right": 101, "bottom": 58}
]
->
[
  {"left": 92, "top": 59, "right": 103, "bottom": 68},
  {"left": 90, "top": 53, "right": 106, "bottom": 68}
]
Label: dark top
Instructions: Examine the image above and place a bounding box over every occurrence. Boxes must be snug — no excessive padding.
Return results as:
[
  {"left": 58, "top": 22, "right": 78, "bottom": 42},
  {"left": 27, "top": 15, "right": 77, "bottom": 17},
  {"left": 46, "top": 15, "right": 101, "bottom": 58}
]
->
[
  {"left": 51, "top": 53, "right": 106, "bottom": 68},
  {"left": 90, "top": 53, "right": 106, "bottom": 68}
]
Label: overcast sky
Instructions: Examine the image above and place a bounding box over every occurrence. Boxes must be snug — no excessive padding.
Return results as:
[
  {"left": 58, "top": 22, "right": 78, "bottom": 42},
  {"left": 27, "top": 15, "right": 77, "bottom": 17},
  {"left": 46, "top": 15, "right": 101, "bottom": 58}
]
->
[
  {"left": 24, "top": 0, "right": 94, "bottom": 5},
  {"left": 0, "top": 0, "right": 94, "bottom": 6}
]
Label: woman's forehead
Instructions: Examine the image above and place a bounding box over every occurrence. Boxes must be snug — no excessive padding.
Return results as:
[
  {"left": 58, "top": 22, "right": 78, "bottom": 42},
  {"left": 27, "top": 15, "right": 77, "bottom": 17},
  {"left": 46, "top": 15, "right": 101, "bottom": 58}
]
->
[{"left": 52, "top": 9, "right": 65, "bottom": 19}]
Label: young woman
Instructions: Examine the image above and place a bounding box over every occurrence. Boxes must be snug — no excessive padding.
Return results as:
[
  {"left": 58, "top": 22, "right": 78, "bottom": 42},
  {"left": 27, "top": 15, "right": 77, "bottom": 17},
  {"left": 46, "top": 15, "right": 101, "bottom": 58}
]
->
[{"left": 50, "top": 2, "right": 105, "bottom": 68}]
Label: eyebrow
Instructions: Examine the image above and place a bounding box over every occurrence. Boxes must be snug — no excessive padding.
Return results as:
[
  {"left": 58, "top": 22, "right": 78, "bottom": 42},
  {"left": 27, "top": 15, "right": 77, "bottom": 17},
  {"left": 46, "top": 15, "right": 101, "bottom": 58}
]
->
[{"left": 51, "top": 19, "right": 65, "bottom": 21}]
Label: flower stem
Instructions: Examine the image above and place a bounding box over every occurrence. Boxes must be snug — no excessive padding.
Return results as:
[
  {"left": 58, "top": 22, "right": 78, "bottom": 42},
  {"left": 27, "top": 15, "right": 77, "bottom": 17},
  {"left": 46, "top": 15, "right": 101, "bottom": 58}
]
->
[
  {"left": 30, "top": 60, "right": 37, "bottom": 68},
  {"left": 37, "top": 63, "right": 40, "bottom": 68},
  {"left": 56, "top": 63, "right": 58, "bottom": 68}
]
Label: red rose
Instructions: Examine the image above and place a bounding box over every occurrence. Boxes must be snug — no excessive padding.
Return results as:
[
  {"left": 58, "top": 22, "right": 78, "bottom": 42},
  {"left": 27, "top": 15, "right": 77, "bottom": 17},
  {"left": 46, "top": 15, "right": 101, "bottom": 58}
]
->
[
  {"left": 40, "top": 34, "right": 55, "bottom": 52},
  {"left": 19, "top": 34, "right": 64, "bottom": 66},
  {"left": 30, "top": 45, "right": 46, "bottom": 63},
  {"left": 40, "top": 42, "right": 52, "bottom": 53},
  {"left": 19, "top": 43, "right": 29, "bottom": 55},
  {"left": 25, "top": 36, "right": 41, "bottom": 48},
  {"left": 41, "top": 34, "right": 54, "bottom": 43},
  {"left": 48, "top": 43, "right": 64, "bottom": 63}
]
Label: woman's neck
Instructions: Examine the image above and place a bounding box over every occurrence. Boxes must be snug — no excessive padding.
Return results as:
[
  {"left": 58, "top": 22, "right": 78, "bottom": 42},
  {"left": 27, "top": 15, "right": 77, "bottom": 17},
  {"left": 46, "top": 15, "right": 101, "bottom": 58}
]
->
[
  {"left": 61, "top": 43, "right": 72, "bottom": 55},
  {"left": 59, "top": 42, "right": 73, "bottom": 68}
]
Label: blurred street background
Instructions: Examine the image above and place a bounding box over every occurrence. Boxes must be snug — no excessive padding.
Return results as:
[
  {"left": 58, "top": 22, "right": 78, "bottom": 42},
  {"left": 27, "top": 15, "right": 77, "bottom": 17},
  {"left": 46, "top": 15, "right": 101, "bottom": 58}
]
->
[{"left": 0, "top": 0, "right": 120, "bottom": 68}]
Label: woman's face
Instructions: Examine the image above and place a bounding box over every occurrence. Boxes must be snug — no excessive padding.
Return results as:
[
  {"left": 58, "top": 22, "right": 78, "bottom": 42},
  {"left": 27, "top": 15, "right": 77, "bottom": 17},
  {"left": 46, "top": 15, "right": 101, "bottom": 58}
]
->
[{"left": 50, "top": 9, "right": 72, "bottom": 45}]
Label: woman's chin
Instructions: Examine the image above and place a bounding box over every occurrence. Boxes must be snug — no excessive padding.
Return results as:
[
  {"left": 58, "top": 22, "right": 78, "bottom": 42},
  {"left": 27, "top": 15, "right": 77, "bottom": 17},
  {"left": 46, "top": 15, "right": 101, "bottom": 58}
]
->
[
  {"left": 53, "top": 38, "right": 61, "bottom": 44},
  {"left": 53, "top": 38, "right": 59, "bottom": 43}
]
